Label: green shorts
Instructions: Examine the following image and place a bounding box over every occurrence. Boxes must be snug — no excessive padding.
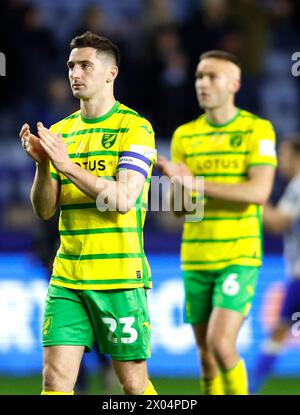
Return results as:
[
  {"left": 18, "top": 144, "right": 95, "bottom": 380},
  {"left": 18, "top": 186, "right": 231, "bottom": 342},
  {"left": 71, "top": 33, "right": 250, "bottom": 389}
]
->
[
  {"left": 183, "top": 265, "right": 259, "bottom": 324},
  {"left": 42, "top": 285, "right": 151, "bottom": 361}
]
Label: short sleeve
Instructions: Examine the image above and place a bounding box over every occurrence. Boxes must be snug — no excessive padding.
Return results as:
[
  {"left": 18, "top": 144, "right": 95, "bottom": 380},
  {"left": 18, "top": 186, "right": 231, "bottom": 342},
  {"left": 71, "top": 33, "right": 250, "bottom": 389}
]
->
[
  {"left": 247, "top": 119, "right": 277, "bottom": 169},
  {"left": 171, "top": 126, "right": 185, "bottom": 163},
  {"left": 117, "top": 118, "right": 157, "bottom": 178}
]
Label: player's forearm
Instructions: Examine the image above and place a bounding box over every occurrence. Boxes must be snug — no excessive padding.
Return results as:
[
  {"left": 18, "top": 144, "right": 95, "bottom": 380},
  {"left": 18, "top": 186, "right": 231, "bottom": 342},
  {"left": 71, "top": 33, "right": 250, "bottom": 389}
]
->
[
  {"left": 175, "top": 175, "right": 267, "bottom": 205},
  {"left": 199, "top": 179, "right": 269, "bottom": 205},
  {"left": 61, "top": 162, "right": 138, "bottom": 213},
  {"left": 96, "top": 177, "right": 138, "bottom": 214},
  {"left": 30, "top": 162, "right": 58, "bottom": 219}
]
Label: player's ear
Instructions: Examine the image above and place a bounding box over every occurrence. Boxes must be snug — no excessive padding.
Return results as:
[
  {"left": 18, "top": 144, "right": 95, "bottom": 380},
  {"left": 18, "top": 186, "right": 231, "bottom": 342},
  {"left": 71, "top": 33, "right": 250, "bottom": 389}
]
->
[
  {"left": 231, "top": 78, "right": 241, "bottom": 94},
  {"left": 106, "top": 66, "right": 118, "bottom": 83}
]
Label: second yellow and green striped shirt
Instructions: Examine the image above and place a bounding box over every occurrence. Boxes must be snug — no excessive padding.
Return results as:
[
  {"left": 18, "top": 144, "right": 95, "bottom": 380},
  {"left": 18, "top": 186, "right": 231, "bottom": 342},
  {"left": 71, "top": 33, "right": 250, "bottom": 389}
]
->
[{"left": 171, "top": 108, "right": 277, "bottom": 271}]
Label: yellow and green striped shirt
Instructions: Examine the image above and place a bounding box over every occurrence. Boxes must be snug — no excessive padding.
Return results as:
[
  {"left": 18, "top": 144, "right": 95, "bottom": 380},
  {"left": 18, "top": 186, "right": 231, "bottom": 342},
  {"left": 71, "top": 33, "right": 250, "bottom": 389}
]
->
[
  {"left": 171, "top": 108, "right": 277, "bottom": 271},
  {"left": 49, "top": 101, "right": 157, "bottom": 290}
]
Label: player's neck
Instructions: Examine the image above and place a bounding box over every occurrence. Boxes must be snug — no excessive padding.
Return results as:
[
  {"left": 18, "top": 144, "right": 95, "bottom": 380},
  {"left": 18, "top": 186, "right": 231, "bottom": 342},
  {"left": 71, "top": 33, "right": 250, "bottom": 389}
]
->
[
  {"left": 80, "top": 95, "right": 116, "bottom": 120},
  {"left": 205, "top": 104, "right": 238, "bottom": 126}
]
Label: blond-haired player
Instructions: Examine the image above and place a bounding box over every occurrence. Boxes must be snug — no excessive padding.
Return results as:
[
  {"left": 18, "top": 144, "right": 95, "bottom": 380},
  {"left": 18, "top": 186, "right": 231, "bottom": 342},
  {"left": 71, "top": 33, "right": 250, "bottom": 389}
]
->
[{"left": 157, "top": 50, "right": 277, "bottom": 395}]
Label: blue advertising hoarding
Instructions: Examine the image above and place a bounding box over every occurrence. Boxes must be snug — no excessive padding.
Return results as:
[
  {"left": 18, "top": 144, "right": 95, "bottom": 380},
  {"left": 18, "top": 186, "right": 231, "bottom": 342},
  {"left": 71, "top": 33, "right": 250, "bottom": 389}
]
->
[{"left": 0, "top": 253, "right": 299, "bottom": 377}]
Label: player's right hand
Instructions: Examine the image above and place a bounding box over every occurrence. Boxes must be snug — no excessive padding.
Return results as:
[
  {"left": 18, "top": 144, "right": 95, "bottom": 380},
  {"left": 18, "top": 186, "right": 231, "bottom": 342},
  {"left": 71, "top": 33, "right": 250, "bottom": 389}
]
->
[
  {"left": 19, "top": 123, "right": 48, "bottom": 163},
  {"left": 156, "top": 155, "right": 184, "bottom": 179}
]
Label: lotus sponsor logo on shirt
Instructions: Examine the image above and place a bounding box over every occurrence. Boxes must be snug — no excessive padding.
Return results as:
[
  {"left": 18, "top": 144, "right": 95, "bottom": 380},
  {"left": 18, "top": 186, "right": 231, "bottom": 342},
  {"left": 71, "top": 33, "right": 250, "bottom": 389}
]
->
[
  {"left": 196, "top": 158, "right": 241, "bottom": 171},
  {"left": 75, "top": 160, "right": 106, "bottom": 171},
  {"left": 102, "top": 133, "right": 118, "bottom": 149}
]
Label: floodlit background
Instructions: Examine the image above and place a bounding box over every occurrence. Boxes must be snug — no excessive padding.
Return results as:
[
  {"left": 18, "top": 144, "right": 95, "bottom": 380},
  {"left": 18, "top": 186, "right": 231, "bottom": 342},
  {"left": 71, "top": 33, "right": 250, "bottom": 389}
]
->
[{"left": 0, "top": 0, "right": 300, "bottom": 394}]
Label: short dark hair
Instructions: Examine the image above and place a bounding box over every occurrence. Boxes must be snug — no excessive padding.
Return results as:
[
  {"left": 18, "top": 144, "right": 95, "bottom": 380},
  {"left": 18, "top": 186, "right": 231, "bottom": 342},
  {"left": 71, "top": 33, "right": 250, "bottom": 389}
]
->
[
  {"left": 199, "top": 50, "right": 241, "bottom": 70},
  {"left": 70, "top": 31, "right": 120, "bottom": 67}
]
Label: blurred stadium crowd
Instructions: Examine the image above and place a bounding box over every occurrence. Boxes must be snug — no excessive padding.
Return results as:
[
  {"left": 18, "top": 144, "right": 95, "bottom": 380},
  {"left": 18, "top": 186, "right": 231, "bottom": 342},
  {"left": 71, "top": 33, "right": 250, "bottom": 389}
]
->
[{"left": 0, "top": 0, "right": 300, "bottom": 260}]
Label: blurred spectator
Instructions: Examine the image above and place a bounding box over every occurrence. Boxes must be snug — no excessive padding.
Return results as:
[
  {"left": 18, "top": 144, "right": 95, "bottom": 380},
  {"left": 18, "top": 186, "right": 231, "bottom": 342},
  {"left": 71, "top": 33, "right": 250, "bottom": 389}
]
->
[
  {"left": 291, "top": 0, "right": 300, "bottom": 37},
  {"left": 141, "top": 24, "right": 197, "bottom": 137},
  {"left": 38, "top": 76, "right": 77, "bottom": 126},
  {"left": 144, "top": 0, "right": 178, "bottom": 33},
  {"left": 181, "top": 0, "right": 233, "bottom": 66},
  {"left": 17, "top": 75, "right": 77, "bottom": 140},
  {"left": 227, "top": 0, "right": 270, "bottom": 77},
  {"left": 72, "top": 6, "right": 108, "bottom": 39},
  {"left": 16, "top": 4, "right": 60, "bottom": 100},
  {"left": 226, "top": 0, "right": 300, "bottom": 114},
  {"left": 1, "top": 3, "right": 64, "bottom": 137},
  {"left": 270, "top": 0, "right": 300, "bottom": 50},
  {"left": 223, "top": 0, "right": 271, "bottom": 113},
  {"left": 259, "top": 50, "right": 299, "bottom": 137},
  {"left": 0, "top": 0, "right": 30, "bottom": 108}
]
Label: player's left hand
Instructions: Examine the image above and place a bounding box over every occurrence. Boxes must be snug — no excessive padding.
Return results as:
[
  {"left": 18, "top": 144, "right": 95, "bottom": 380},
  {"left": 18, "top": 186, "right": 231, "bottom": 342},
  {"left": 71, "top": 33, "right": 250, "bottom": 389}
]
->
[
  {"left": 177, "top": 162, "right": 193, "bottom": 178},
  {"left": 155, "top": 155, "right": 182, "bottom": 179},
  {"left": 37, "top": 122, "right": 72, "bottom": 174}
]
